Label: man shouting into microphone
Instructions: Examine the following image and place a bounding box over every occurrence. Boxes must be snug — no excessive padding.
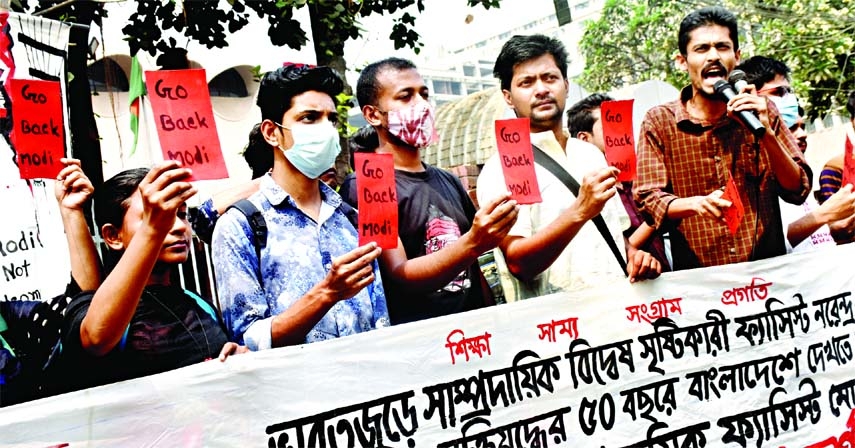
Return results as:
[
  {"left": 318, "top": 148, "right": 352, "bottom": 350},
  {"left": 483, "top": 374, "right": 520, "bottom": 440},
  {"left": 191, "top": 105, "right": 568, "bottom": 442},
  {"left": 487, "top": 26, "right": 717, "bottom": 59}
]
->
[{"left": 634, "top": 6, "right": 810, "bottom": 270}]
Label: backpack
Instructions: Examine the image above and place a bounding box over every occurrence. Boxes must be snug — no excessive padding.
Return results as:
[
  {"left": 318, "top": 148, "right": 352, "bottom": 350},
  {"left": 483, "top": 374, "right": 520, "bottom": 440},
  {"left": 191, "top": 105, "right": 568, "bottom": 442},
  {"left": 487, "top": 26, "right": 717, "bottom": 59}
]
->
[
  {"left": 0, "top": 291, "right": 74, "bottom": 406},
  {"left": 227, "top": 199, "right": 359, "bottom": 285}
]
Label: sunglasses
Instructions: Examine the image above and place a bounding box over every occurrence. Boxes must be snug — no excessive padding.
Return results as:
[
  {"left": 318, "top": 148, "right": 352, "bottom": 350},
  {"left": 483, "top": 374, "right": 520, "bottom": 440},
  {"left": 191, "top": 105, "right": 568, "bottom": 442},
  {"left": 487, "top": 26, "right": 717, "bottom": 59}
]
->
[{"left": 758, "top": 85, "right": 794, "bottom": 97}]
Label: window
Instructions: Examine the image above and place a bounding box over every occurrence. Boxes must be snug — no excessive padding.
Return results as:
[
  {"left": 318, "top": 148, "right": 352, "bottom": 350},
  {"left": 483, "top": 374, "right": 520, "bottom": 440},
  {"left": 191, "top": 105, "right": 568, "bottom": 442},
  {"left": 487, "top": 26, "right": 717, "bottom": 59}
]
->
[
  {"left": 433, "top": 80, "right": 461, "bottom": 96},
  {"left": 463, "top": 65, "right": 476, "bottom": 77},
  {"left": 87, "top": 58, "right": 128, "bottom": 93},
  {"left": 208, "top": 68, "right": 249, "bottom": 98}
]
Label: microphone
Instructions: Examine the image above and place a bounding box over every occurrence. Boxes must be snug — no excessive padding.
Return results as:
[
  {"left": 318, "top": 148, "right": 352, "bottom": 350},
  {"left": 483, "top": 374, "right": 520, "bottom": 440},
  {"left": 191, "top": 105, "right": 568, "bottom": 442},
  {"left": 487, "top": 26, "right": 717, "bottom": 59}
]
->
[{"left": 713, "top": 70, "right": 766, "bottom": 138}]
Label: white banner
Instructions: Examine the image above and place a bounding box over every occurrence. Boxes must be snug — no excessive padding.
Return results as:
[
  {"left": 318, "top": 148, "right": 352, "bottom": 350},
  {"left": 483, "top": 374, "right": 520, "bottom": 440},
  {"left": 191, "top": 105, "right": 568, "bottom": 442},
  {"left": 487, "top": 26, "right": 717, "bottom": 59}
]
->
[
  {"left": 0, "top": 13, "right": 72, "bottom": 304},
  {"left": 3, "top": 245, "right": 855, "bottom": 447}
]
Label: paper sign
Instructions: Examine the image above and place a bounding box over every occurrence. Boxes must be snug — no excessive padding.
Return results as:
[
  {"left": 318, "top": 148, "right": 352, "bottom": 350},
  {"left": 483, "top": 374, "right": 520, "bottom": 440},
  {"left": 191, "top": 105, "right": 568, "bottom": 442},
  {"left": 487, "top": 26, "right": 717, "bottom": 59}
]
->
[
  {"left": 145, "top": 69, "right": 228, "bottom": 181},
  {"left": 9, "top": 79, "right": 64, "bottom": 179},
  {"left": 494, "top": 118, "right": 541, "bottom": 204},
  {"left": 721, "top": 173, "right": 745, "bottom": 235},
  {"left": 600, "top": 99, "right": 636, "bottom": 182},
  {"left": 843, "top": 136, "right": 855, "bottom": 187},
  {"left": 355, "top": 153, "right": 398, "bottom": 249}
]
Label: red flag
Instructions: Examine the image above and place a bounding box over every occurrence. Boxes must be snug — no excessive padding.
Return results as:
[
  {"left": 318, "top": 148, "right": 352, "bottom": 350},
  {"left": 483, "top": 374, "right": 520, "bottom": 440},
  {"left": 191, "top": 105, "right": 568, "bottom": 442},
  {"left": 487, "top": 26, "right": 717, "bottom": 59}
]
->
[{"left": 843, "top": 136, "right": 855, "bottom": 187}]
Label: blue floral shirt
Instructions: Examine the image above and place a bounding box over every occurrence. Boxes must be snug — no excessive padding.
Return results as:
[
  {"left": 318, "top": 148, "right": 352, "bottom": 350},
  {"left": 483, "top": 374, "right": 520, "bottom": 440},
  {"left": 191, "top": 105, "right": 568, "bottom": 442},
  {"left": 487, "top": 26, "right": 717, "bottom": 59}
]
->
[{"left": 211, "top": 175, "right": 389, "bottom": 350}]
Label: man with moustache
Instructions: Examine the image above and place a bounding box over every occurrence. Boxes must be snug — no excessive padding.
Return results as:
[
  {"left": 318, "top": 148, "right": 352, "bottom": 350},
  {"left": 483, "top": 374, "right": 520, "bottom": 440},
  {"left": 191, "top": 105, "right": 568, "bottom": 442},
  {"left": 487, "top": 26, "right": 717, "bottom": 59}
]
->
[
  {"left": 477, "top": 34, "right": 660, "bottom": 302},
  {"left": 634, "top": 7, "right": 811, "bottom": 269}
]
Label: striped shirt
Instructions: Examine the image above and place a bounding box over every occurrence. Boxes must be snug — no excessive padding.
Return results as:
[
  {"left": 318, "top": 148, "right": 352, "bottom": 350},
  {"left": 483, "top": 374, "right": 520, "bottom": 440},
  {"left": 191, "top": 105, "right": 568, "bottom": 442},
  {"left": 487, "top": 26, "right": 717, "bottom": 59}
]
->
[{"left": 818, "top": 166, "right": 842, "bottom": 204}]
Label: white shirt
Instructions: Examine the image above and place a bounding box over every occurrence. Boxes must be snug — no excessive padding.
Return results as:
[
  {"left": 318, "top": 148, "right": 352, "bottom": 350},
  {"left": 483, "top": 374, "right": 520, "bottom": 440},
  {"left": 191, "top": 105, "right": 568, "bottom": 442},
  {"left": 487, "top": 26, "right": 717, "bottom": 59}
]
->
[
  {"left": 779, "top": 196, "right": 835, "bottom": 254},
  {"left": 477, "top": 131, "right": 629, "bottom": 301}
]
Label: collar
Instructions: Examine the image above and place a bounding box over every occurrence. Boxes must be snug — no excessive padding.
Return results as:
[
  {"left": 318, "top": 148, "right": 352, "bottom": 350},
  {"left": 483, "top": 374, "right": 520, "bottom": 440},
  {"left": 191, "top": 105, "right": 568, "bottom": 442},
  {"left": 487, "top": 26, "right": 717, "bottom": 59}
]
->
[
  {"left": 531, "top": 130, "right": 568, "bottom": 157},
  {"left": 259, "top": 173, "right": 342, "bottom": 209}
]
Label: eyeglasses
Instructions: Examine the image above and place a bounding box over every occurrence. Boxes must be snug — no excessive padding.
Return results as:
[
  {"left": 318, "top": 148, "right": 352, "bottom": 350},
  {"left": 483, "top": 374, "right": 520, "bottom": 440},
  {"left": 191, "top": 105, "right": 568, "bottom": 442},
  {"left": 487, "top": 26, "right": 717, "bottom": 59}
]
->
[{"left": 758, "top": 85, "right": 795, "bottom": 97}]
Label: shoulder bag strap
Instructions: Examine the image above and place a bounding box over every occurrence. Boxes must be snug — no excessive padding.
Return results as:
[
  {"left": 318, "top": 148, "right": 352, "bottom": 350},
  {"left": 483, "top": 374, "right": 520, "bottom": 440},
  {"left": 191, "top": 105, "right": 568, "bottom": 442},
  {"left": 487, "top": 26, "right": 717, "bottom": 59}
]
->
[{"left": 530, "top": 144, "right": 628, "bottom": 276}]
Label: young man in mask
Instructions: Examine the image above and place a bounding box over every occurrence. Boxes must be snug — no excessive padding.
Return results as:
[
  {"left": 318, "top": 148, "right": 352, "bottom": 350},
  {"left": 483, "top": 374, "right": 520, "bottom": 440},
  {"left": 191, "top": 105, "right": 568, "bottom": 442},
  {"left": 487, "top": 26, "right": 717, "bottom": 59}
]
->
[
  {"left": 212, "top": 64, "right": 390, "bottom": 349},
  {"left": 339, "top": 57, "right": 519, "bottom": 324},
  {"left": 741, "top": 56, "right": 855, "bottom": 252}
]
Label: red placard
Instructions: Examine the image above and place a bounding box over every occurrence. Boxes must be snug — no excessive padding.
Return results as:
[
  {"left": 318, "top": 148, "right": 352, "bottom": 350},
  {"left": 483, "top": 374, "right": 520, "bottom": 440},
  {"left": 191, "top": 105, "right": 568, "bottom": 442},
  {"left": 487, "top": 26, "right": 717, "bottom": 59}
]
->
[
  {"left": 494, "top": 118, "right": 542, "bottom": 204},
  {"left": 9, "top": 79, "right": 64, "bottom": 179},
  {"left": 843, "top": 136, "right": 855, "bottom": 187},
  {"left": 721, "top": 172, "right": 745, "bottom": 235},
  {"left": 600, "top": 99, "right": 637, "bottom": 182},
  {"left": 355, "top": 153, "right": 398, "bottom": 249},
  {"left": 145, "top": 69, "right": 228, "bottom": 181}
]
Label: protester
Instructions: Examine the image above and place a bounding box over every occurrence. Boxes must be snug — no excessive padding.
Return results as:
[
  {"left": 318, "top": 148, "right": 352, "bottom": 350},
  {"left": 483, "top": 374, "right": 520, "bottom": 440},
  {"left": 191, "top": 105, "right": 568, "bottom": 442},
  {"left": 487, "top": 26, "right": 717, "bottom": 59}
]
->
[
  {"left": 634, "top": 7, "right": 811, "bottom": 270},
  {"left": 243, "top": 122, "right": 275, "bottom": 180},
  {"left": 339, "top": 57, "right": 518, "bottom": 324},
  {"left": 319, "top": 167, "right": 339, "bottom": 189},
  {"left": 566, "top": 93, "right": 671, "bottom": 271},
  {"left": 347, "top": 124, "right": 379, "bottom": 168},
  {"left": 56, "top": 162, "right": 245, "bottom": 393},
  {"left": 212, "top": 64, "right": 389, "bottom": 348},
  {"left": 817, "top": 90, "right": 855, "bottom": 243},
  {"left": 476, "top": 35, "right": 659, "bottom": 301},
  {"left": 740, "top": 56, "right": 855, "bottom": 252}
]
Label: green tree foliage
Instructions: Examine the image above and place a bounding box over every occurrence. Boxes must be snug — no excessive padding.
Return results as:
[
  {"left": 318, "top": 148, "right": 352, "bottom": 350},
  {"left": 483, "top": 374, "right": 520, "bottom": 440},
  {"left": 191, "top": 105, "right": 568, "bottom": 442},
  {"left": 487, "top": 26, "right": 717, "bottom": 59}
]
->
[{"left": 579, "top": 0, "right": 854, "bottom": 118}]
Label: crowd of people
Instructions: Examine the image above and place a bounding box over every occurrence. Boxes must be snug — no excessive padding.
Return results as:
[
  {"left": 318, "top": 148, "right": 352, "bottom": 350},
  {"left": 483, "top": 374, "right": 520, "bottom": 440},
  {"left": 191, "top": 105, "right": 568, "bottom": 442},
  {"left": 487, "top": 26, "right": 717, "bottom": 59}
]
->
[{"left": 2, "top": 5, "right": 854, "bottom": 406}]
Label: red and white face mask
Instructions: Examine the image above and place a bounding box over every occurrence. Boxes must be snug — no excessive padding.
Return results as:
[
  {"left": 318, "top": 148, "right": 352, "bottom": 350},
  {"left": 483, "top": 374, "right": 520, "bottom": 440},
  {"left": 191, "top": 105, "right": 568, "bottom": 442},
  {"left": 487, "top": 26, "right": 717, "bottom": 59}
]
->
[{"left": 386, "top": 101, "right": 437, "bottom": 149}]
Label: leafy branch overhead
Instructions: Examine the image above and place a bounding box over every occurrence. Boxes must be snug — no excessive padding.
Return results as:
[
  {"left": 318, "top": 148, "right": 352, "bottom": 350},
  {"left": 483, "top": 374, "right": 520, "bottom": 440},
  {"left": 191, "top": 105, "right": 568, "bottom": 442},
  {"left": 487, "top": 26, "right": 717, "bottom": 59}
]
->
[
  {"left": 117, "top": 0, "right": 501, "bottom": 62},
  {"left": 579, "top": 0, "right": 855, "bottom": 119}
]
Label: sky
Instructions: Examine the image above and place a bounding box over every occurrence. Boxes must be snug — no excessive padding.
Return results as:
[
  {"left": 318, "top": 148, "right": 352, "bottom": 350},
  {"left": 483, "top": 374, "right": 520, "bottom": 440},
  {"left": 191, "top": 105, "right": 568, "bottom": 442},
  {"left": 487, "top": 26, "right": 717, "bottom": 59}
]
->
[{"left": 344, "top": 0, "right": 558, "bottom": 69}]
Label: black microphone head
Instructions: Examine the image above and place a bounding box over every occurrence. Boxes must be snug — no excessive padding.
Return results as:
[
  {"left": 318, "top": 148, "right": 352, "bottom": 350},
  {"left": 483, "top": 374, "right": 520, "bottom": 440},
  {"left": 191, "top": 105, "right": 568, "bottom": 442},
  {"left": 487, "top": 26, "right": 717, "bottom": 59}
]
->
[
  {"left": 713, "top": 79, "right": 731, "bottom": 94},
  {"left": 728, "top": 69, "right": 747, "bottom": 84}
]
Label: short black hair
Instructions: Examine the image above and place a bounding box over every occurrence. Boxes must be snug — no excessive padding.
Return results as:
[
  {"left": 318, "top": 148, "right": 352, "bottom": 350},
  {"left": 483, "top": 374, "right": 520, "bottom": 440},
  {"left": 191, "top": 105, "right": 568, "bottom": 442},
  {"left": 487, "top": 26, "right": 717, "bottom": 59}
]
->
[
  {"left": 493, "top": 34, "right": 568, "bottom": 91},
  {"left": 848, "top": 90, "right": 855, "bottom": 119},
  {"left": 566, "top": 93, "right": 614, "bottom": 138},
  {"left": 257, "top": 64, "right": 344, "bottom": 122},
  {"left": 678, "top": 7, "right": 739, "bottom": 56},
  {"left": 243, "top": 123, "right": 273, "bottom": 179},
  {"left": 356, "top": 57, "right": 417, "bottom": 108},
  {"left": 94, "top": 168, "right": 148, "bottom": 236},
  {"left": 738, "top": 56, "right": 791, "bottom": 90},
  {"left": 347, "top": 125, "right": 379, "bottom": 168}
]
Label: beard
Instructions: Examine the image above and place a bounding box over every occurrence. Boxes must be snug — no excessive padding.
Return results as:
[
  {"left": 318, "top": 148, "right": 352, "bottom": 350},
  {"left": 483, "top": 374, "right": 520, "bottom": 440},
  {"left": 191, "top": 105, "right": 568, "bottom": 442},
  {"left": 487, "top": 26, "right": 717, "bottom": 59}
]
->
[{"left": 528, "top": 105, "right": 563, "bottom": 129}]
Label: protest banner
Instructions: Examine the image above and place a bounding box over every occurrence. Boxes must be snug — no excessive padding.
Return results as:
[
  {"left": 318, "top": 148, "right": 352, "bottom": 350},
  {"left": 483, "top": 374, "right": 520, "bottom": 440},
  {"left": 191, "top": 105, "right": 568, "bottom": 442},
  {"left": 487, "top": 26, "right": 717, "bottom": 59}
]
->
[
  {"left": 600, "top": 99, "right": 637, "bottom": 182},
  {"left": 9, "top": 79, "right": 64, "bottom": 180},
  {"left": 3, "top": 245, "right": 855, "bottom": 447},
  {"left": 0, "top": 13, "right": 72, "bottom": 305},
  {"left": 355, "top": 152, "right": 398, "bottom": 249},
  {"left": 145, "top": 69, "right": 228, "bottom": 181},
  {"left": 494, "top": 118, "right": 541, "bottom": 204}
]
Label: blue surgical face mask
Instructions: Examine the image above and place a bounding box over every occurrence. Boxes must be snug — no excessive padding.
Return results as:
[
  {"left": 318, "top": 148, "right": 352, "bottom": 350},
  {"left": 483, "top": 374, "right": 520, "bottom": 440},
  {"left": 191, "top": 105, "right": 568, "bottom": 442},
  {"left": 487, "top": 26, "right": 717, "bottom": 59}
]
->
[
  {"left": 769, "top": 93, "right": 800, "bottom": 129},
  {"left": 278, "top": 122, "right": 340, "bottom": 179}
]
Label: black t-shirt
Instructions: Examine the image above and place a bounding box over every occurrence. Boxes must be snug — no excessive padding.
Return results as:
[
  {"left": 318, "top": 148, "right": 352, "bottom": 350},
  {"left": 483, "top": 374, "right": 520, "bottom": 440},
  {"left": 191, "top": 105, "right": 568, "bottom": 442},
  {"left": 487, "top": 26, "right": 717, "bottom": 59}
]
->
[
  {"left": 340, "top": 163, "right": 485, "bottom": 324},
  {"left": 58, "top": 285, "right": 228, "bottom": 392}
]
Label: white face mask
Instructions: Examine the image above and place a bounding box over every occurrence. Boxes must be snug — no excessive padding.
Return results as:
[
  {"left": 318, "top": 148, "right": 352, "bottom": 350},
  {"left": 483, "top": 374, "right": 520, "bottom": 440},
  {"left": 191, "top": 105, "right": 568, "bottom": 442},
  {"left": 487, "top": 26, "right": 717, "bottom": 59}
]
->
[{"left": 278, "top": 122, "right": 340, "bottom": 179}]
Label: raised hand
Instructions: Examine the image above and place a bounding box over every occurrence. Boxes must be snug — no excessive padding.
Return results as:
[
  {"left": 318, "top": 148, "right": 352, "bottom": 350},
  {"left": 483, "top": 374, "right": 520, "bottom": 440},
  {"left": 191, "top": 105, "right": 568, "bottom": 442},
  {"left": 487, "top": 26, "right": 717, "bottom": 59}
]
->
[
  {"left": 317, "top": 242, "right": 382, "bottom": 302},
  {"left": 573, "top": 166, "right": 620, "bottom": 222},
  {"left": 137, "top": 161, "right": 197, "bottom": 237},
  {"left": 55, "top": 158, "right": 94, "bottom": 212},
  {"left": 469, "top": 192, "right": 519, "bottom": 253}
]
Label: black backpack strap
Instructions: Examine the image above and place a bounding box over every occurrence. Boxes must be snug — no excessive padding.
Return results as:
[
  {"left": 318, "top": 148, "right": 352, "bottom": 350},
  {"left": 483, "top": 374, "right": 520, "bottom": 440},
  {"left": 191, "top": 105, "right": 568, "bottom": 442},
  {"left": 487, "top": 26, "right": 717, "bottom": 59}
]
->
[
  {"left": 531, "top": 144, "right": 628, "bottom": 276},
  {"left": 228, "top": 199, "right": 267, "bottom": 285},
  {"left": 339, "top": 200, "right": 359, "bottom": 229}
]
